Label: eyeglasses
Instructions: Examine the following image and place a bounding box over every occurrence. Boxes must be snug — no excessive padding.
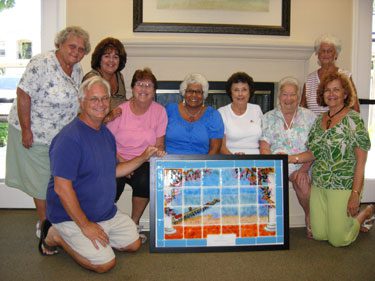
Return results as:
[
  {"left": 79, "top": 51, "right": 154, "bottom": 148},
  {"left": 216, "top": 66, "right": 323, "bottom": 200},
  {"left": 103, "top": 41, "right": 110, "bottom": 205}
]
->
[
  {"left": 135, "top": 81, "right": 154, "bottom": 89},
  {"left": 185, "top": 89, "right": 203, "bottom": 95},
  {"left": 87, "top": 96, "right": 110, "bottom": 104}
]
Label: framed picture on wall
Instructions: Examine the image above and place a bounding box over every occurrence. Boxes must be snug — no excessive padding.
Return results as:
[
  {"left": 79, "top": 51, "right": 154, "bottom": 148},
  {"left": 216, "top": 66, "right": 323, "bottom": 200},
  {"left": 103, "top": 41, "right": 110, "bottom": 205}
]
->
[
  {"left": 149, "top": 154, "right": 289, "bottom": 253},
  {"left": 133, "top": 0, "right": 290, "bottom": 36}
]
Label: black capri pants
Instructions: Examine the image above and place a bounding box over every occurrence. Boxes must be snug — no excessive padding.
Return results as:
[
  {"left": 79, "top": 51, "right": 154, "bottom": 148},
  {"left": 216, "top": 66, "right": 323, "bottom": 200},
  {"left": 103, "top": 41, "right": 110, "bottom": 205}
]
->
[{"left": 115, "top": 162, "right": 150, "bottom": 202}]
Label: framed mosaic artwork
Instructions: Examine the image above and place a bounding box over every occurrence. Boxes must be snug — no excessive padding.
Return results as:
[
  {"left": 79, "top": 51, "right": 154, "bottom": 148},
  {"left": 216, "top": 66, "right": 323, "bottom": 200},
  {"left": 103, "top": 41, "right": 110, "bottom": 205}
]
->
[{"left": 149, "top": 155, "right": 289, "bottom": 253}]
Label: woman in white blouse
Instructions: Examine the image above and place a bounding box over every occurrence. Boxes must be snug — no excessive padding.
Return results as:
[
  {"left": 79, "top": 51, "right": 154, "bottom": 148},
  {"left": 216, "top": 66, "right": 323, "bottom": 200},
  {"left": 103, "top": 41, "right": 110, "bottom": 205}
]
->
[{"left": 218, "top": 72, "right": 263, "bottom": 154}]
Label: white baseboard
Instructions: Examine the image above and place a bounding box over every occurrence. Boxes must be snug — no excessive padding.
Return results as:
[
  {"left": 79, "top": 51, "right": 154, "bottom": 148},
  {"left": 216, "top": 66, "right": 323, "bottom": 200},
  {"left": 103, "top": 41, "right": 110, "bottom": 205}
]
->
[{"left": 0, "top": 183, "right": 34, "bottom": 208}]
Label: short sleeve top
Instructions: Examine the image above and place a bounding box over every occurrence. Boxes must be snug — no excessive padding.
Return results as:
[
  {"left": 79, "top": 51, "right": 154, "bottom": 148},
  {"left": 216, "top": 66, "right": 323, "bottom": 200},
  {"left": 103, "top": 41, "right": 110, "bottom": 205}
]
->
[
  {"left": 305, "top": 68, "right": 351, "bottom": 115},
  {"left": 8, "top": 51, "right": 82, "bottom": 145},
  {"left": 165, "top": 103, "right": 224, "bottom": 154},
  {"left": 261, "top": 106, "right": 316, "bottom": 174},
  {"left": 47, "top": 118, "right": 117, "bottom": 223},
  {"left": 307, "top": 110, "right": 371, "bottom": 190},
  {"left": 106, "top": 101, "right": 168, "bottom": 160},
  {"left": 218, "top": 103, "right": 263, "bottom": 154}
]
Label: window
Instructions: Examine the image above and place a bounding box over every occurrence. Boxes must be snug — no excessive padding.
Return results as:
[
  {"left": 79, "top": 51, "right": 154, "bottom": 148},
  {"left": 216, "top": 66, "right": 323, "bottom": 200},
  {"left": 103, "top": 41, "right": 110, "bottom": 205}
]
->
[
  {"left": 0, "top": 0, "right": 41, "bottom": 179},
  {"left": 17, "top": 40, "right": 33, "bottom": 59},
  {"left": 0, "top": 41, "right": 5, "bottom": 57},
  {"left": 365, "top": 3, "right": 375, "bottom": 179}
]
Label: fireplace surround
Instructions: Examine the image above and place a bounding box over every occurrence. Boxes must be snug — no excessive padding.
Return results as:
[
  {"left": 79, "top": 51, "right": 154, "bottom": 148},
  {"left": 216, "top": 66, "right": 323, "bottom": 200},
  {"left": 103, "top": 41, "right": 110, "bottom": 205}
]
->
[{"left": 156, "top": 81, "right": 275, "bottom": 113}]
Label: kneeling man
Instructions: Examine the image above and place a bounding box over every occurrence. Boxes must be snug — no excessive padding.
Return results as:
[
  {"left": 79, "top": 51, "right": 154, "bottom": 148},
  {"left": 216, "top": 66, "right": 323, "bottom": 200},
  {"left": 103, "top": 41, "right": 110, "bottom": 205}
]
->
[{"left": 39, "top": 76, "right": 162, "bottom": 273}]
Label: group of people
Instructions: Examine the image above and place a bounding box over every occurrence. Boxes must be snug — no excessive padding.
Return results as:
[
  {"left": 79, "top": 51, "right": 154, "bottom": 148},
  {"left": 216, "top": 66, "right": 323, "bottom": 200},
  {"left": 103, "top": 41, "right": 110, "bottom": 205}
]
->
[{"left": 5, "top": 26, "right": 375, "bottom": 272}]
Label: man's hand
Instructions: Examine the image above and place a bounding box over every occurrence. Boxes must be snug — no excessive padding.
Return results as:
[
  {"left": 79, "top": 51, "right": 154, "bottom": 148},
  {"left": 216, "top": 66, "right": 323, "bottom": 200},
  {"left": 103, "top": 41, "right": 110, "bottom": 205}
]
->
[
  {"left": 140, "top": 146, "right": 166, "bottom": 161},
  {"left": 104, "top": 107, "right": 122, "bottom": 123},
  {"left": 81, "top": 221, "right": 109, "bottom": 249}
]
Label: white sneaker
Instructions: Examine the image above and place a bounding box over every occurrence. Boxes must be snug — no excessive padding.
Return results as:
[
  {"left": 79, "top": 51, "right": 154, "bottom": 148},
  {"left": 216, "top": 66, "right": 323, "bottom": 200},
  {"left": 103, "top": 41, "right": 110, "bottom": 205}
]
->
[
  {"left": 36, "top": 220, "right": 41, "bottom": 239},
  {"left": 137, "top": 225, "right": 147, "bottom": 244}
]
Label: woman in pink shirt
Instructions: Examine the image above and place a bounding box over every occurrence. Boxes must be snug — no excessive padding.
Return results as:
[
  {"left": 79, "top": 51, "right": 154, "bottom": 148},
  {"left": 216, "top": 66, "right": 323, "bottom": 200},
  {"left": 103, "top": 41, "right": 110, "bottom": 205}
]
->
[{"left": 107, "top": 68, "right": 167, "bottom": 241}]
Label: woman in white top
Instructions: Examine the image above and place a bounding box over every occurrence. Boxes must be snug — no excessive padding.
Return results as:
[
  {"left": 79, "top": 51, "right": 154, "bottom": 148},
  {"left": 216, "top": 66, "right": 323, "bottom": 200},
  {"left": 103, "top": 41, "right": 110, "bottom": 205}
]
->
[
  {"left": 218, "top": 72, "right": 263, "bottom": 154},
  {"left": 300, "top": 34, "right": 359, "bottom": 115}
]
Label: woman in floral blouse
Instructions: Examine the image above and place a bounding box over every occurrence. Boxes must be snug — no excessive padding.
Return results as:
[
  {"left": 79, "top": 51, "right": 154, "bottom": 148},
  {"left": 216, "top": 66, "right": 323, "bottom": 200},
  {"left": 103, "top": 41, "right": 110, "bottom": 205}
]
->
[
  {"left": 289, "top": 72, "right": 374, "bottom": 247},
  {"left": 6, "top": 26, "right": 90, "bottom": 239},
  {"left": 260, "top": 77, "right": 316, "bottom": 238}
]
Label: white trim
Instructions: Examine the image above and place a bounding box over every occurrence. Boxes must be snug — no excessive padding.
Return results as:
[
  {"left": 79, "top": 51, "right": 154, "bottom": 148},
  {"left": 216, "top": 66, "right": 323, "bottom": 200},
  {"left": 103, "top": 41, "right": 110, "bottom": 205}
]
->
[
  {"left": 351, "top": 0, "right": 372, "bottom": 100},
  {"left": 124, "top": 39, "right": 313, "bottom": 60},
  {"left": 352, "top": 0, "right": 375, "bottom": 202},
  {"left": 41, "top": 0, "right": 66, "bottom": 52}
]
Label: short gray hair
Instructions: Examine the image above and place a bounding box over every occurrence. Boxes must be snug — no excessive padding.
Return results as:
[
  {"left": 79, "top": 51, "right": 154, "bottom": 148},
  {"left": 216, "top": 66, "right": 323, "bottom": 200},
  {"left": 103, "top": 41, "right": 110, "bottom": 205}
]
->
[
  {"left": 54, "top": 26, "right": 91, "bottom": 54},
  {"left": 314, "top": 34, "right": 341, "bottom": 55},
  {"left": 180, "top": 73, "right": 209, "bottom": 99},
  {"left": 278, "top": 76, "right": 301, "bottom": 105},
  {"left": 78, "top": 76, "right": 110, "bottom": 101}
]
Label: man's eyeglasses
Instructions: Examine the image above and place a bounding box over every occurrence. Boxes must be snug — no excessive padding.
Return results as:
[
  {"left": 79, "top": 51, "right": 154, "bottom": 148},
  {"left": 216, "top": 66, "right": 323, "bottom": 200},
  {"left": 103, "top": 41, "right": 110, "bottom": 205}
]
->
[{"left": 87, "top": 96, "right": 110, "bottom": 104}]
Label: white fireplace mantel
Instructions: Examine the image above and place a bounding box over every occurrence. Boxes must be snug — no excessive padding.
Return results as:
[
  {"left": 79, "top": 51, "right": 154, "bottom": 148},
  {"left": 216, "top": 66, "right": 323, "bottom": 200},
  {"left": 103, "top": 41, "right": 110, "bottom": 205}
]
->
[{"left": 124, "top": 39, "right": 313, "bottom": 61}]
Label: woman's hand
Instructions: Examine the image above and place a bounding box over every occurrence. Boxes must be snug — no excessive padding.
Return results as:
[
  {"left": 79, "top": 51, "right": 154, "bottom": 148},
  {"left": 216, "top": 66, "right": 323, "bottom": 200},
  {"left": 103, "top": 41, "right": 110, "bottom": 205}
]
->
[
  {"left": 295, "top": 170, "right": 310, "bottom": 187},
  {"left": 347, "top": 192, "right": 360, "bottom": 217},
  {"left": 21, "top": 128, "right": 33, "bottom": 149}
]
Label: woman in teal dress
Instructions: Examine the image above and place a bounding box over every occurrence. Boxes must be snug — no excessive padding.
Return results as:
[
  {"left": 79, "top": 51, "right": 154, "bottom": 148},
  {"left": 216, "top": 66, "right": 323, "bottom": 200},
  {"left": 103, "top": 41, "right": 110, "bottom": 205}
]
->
[{"left": 288, "top": 72, "right": 374, "bottom": 247}]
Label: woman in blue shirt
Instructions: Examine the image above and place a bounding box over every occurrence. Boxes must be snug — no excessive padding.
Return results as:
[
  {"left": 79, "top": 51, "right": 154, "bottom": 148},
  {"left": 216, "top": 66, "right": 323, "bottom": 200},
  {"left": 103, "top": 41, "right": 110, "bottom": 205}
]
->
[{"left": 165, "top": 73, "right": 224, "bottom": 154}]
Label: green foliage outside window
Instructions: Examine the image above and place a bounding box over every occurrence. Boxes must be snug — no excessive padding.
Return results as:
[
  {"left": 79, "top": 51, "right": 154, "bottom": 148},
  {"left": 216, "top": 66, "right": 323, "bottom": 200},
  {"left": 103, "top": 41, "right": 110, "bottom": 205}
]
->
[
  {"left": 0, "top": 122, "right": 8, "bottom": 147},
  {"left": 0, "top": 0, "right": 15, "bottom": 13}
]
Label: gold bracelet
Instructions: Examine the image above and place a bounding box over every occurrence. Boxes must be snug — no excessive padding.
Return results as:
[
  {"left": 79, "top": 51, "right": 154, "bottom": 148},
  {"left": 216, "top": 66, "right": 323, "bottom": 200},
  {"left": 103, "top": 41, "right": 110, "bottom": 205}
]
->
[{"left": 352, "top": 190, "right": 360, "bottom": 195}]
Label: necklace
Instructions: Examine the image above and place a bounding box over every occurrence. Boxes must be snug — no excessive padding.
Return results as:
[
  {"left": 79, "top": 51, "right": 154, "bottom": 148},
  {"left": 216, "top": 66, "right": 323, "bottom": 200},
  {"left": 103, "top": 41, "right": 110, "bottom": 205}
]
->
[
  {"left": 281, "top": 108, "right": 297, "bottom": 130},
  {"left": 183, "top": 104, "right": 204, "bottom": 122},
  {"left": 326, "top": 105, "right": 345, "bottom": 128}
]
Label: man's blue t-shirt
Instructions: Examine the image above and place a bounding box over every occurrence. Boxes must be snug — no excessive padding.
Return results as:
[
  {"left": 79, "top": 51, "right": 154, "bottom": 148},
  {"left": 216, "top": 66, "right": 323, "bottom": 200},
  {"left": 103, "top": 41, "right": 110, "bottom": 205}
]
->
[
  {"left": 165, "top": 103, "right": 224, "bottom": 154},
  {"left": 46, "top": 117, "right": 117, "bottom": 223}
]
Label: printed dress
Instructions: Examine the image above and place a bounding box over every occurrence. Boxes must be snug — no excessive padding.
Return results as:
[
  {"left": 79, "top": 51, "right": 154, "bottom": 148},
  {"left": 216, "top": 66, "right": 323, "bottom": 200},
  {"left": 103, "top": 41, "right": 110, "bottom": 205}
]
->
[
  {"left": 307, "top": 110, "right": 371, "bottom": 190},
  {"left": 7, "top": 50, "right": 82, "bottom": 145},
  {"left": 261, "top": 106, "right": 316, "bottom": 175}
]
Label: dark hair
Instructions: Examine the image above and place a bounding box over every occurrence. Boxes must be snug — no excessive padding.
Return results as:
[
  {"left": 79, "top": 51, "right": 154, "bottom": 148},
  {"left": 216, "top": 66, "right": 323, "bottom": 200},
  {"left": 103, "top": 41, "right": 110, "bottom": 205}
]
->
[
  {"left": 317, "top": 72, "right": 356, "bottom": 107},
  {"left": 130, "top": 68, "right": 158, "bottom": 90},
  {"left": 91, "top": 37, "right": 127, "bottom": 72},
  {"left": 225, "top": 72, "right": 255, "bottom": 100}
]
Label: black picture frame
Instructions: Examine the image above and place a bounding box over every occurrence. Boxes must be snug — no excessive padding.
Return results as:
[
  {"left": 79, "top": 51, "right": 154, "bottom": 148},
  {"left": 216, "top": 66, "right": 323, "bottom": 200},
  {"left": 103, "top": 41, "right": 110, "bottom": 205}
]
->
[
  {"left": 149, "top": 154, "right": 289, "bottom": 253},
  {"left": 133, "top": 0, "right": 290, "bottom": 36}
]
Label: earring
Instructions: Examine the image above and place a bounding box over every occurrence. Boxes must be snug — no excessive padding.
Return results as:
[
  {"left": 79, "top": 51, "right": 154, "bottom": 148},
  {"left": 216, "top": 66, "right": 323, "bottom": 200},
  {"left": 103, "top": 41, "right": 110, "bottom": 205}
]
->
[{"left": 183, "top": 99, "right": 186, "bottom": 106}]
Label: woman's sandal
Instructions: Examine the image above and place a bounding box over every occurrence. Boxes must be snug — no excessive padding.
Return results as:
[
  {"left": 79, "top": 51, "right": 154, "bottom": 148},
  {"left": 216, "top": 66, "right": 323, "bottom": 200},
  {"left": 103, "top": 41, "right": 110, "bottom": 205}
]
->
[
  {"left": 361, "top": 215, "right": 375, "bottom": 232},
  {"left": 360, "top": 205, "right": 375, "bottom": 233},
  {"left": 38, "top": 220, "right": 58, "bottom": 256},
  {"left": 306, "top": 226, "right": 313, "bottom": 239}
]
